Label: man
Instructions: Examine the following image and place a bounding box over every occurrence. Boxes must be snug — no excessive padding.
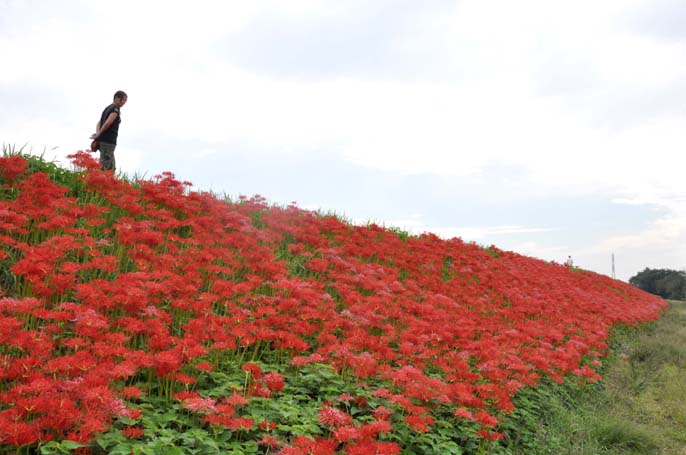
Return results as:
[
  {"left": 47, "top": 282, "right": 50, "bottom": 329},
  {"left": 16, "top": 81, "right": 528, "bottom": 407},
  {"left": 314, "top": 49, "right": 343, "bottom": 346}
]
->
[{"left": 91, "top": 91, "right": 127, "bottom": 171}]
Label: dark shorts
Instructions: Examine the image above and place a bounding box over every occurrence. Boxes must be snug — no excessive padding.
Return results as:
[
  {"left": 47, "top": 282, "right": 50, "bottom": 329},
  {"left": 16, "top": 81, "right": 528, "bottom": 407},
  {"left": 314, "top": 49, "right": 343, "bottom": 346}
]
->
[{"left": 99, "top": 142, "right": 116, "bottom": 171}]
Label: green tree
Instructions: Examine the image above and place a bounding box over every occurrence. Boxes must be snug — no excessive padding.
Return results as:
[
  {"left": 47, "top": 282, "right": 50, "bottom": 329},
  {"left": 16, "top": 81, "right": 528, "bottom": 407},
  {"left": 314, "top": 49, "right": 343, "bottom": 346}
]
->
[{"left": 629, "top": 268, "right": 686, "bottom": 300}]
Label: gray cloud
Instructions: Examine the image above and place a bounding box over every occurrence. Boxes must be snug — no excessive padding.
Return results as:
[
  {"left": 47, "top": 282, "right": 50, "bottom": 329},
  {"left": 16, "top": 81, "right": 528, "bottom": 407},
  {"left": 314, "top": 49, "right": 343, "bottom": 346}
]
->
[
  {"left": 531, "top": 45, "right": 686, "bottom": 131},
  {"left": 553, "top": 78, "right": 686, "bottom": 131},
  {"left": 629, "top": 0, "right": 686, "bottom": 41},
  {"left": 0, "top": 0, "right": 96, "bottom": 34},
  {"left": 598, "top": 80, "right": 686, "bottom": 129},
  {"left": 0, "top": 82, "right": 66, "bottom": 118},
  {"left": 214, "top": 1, "right": 458, "bottom": 80}
]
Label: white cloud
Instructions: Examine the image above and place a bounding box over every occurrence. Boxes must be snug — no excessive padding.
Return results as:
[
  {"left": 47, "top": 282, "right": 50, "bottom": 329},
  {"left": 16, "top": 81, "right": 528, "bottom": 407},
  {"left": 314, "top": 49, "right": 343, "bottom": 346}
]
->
[
  {"left": 578, "top": 214, "right": 686, "bottom": 280},
  {"left": 588, "top": 215, "right": 686, "bottom": 254},
  {"left": 420, "top": 225, "right": 557, "bottom": 242},
  {"left": 505, "top": 241, "right": 570, "bottom": 263},
  {"left": 353, "top": 213, "right": 558, "bottom": 247}
]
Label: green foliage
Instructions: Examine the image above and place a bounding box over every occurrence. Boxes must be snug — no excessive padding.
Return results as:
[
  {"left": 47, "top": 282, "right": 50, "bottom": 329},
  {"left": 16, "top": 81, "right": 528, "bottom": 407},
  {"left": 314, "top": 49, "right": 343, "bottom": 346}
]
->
[
  {"left": 40, "top": 441, "right": 90, "bottom": 454},
  {"left": 248, "top": 210, "right": 267, "bottom": 229},
  {"left": 90, "top": 363, "right": 372, "bottom": 454},
  {"left": 504, "top": 300, "right": 686, "bottom": 454},
  {"left": 442, "top": 256, "right": 454, "bottom": 282},
  {"left": 482, "top": 246, "right": 500, "bottom": 258},
  {"left": 387, "top": 226, "right": 411, "bottom": 242},
  {"left": 629, "top": 267, "right": 686, "bottom": 300},
  {"left": 315, "top": 209, "right": 351, "bottom": 225},
  {"left": 591, "top": 419, "right": 659, "bottom": 453}
]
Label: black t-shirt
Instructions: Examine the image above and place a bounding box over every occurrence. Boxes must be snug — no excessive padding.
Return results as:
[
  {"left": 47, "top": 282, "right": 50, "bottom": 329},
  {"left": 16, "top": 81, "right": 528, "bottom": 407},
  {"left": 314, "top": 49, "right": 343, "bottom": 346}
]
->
[{"left": 98, "top": 104, "right": 121, "bottom": 145}]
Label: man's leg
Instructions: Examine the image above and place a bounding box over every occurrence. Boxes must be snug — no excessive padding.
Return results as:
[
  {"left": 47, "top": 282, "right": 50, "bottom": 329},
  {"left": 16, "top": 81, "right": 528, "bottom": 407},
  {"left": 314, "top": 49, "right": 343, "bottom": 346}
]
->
[{"left": 99, "top": 143, "right": 116, "bottom": 171}]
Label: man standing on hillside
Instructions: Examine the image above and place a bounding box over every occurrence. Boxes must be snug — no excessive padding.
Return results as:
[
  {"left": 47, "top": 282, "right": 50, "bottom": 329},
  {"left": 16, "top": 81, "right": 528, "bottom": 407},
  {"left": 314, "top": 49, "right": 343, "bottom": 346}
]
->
[{"left": 90, "top": 90, "right": 127, "bottom": 171}]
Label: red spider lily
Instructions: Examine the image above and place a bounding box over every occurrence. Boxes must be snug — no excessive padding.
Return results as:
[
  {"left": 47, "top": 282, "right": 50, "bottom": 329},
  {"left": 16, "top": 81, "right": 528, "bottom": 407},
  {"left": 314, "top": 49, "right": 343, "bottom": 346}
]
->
[
  {"left": 358, "top": 420, "right": 392, "bottom": 440},
  {"left": 333, "top": 425, "right": 360, "bottom": 443},
  {"left": 344, "top": 441, "right": 401, "bottom": 455},
  {"left": 0, "top": 154, "right": 668, "bottom": 450},
  {"left": 318, "top": 406, "right": 353, "bottom": 428},
  {"left": 337, "top": 393, "right": 354, "bottom": 403},
  {"left": 224, "top": 394, "right": 249, "bottom": 407},
  {"left": 213, "top": 402, "right": 237, "bottom": 417},
  {"left": 454, "top": 408, "right": 475, "bottom": 421},
  {"left": 0, "top": 419, "right": 42, "bottom": 446},
  {"left": 181, "top": 396, "right": 217, "bottom": 413},
  {"left": 476, "top": 430, "right": 505, "bottom": 440},
  {"left": 204, "top": 415, "right": 254, "bottom": 430},
  {"left": 152, "top": 350, "right": 183, "bottom": 376},
  {"left": 121, "top": 386, "right": 144, "bottom": 399},
  {"left": 195, "top": 361, "right": 214, "bottom": 372},
  {"left": 66, "top": 151, "right": 101, "bottom": 171},
  {"left": 170, "top": 372, "right": 197, "bottom": 385},
  {"left": 475, "top": 411, "right": 499, "bottom": 428},
  {"left": 121, "top": 426, "right": 144, "bottom": 439},
  {"left": 372, "top": 406, "right": 393, "bottom": 421},
  {"left": 291, "top": 353, "right": 326, "bottom": 367},
  {"left": 403, "top": 414, "right": 434, "bottom": 433},
  {"left": 0, "top": 155, "right": 29, "bottom": 181},
  {"left": 259, "top": 434, "right": 282, "bottom": 449},
  {"left": 242, "top": 362, "right": 263, "bottom": 379},
  {"left": 259, "top": 419, "right": 277, "bottom": 431},
  {"left": 262, "top": 371, "right": 286, "bottom": 393},
  {"left": 279, "top": 436, "right": 338, "bottom": 455}
]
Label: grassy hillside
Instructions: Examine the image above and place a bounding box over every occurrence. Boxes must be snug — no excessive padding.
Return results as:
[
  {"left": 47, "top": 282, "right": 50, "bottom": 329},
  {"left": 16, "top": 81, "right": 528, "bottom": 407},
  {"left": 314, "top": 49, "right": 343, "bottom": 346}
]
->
[
  {"left": 0, "top": 150, "right": 667, "bottom": 454},
  {"left": 529, "top": 299, "right": 686, "bottom": 454}
]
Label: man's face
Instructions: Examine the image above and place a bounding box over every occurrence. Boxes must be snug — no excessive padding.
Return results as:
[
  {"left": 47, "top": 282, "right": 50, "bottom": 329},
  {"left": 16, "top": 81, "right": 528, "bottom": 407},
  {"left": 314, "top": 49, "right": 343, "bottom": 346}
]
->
[{"left": 115, "top": 96, "right": 128, "bottom": 107}]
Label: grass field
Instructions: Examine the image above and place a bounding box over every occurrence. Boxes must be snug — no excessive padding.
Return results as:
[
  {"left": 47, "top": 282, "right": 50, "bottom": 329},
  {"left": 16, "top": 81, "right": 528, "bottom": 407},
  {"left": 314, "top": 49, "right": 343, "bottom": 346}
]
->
[{"left": 530, "top": 299, "right": 686, "bottom": 454}]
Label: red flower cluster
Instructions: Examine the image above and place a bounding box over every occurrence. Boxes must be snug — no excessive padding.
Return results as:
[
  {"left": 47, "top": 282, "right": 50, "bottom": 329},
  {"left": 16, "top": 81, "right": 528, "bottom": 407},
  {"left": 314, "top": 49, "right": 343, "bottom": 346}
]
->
[
  {"left": 0, "top": 152, "right": 666, "bottom": 449},
  {"left": 0, "top": 155, "right": 28, "bottom": 182}
]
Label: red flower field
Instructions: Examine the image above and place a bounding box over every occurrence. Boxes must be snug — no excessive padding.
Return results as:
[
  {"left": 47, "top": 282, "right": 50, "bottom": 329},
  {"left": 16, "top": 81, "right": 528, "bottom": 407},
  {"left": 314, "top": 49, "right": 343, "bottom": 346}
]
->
[{"left": 0, "top": 152, "right": 666, "bottom": 453}]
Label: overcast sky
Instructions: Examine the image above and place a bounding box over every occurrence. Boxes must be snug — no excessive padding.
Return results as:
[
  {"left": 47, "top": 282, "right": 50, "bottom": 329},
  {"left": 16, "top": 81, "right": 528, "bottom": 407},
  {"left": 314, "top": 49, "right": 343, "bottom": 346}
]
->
[{"left": 2, "top": 0, "right": 685, "bottom": 281}]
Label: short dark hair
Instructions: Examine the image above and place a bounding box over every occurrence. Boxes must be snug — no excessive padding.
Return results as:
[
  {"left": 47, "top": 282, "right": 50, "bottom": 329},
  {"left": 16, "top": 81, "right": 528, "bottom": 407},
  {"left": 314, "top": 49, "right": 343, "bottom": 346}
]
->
[{"left": 114, "top": 90, "right": 128, "bottom": 100}]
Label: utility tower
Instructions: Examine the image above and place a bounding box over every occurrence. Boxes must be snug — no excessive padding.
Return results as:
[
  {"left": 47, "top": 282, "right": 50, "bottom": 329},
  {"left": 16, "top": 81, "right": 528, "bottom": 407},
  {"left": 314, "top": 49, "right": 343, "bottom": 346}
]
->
[{"left": 611, "top": 253, "right": 616, "bottom": 280}]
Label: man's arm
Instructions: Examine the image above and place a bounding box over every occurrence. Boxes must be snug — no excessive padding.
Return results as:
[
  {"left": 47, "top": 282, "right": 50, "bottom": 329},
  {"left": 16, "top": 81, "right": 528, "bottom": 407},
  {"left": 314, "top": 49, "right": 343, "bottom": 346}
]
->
[{"left": 91, "top": 112, "right": 118, "bottom": 140}]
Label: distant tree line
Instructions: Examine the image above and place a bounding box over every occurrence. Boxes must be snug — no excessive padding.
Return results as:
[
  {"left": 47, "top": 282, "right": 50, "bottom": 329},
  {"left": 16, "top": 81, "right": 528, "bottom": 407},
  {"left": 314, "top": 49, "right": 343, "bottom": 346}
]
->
[{"left": 629, "top": 268, "right": 686, "bottom": 300}]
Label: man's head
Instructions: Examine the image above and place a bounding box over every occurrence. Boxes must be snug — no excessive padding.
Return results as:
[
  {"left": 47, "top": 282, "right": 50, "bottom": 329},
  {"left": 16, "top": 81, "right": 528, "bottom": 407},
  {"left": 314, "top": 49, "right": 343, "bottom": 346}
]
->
[{"left": 113, "top": 90, "right": 128, "bottom": 107}]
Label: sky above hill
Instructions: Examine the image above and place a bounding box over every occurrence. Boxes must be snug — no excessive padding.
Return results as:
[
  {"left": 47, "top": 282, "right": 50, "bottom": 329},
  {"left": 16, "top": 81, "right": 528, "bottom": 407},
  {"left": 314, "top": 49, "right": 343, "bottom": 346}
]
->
[{"left": 1, "top": 0, "right": 685, "bottom": 282}]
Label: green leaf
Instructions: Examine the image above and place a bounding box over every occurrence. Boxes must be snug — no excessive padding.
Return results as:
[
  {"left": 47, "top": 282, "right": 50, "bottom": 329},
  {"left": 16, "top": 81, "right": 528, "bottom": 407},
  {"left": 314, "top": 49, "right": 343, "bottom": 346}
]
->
[
  {"left": 40, "top": 440, "right": 89, "bottom": 454},
  {"left": 108, "top": 443, "right": 134, "bottom": 455}
]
